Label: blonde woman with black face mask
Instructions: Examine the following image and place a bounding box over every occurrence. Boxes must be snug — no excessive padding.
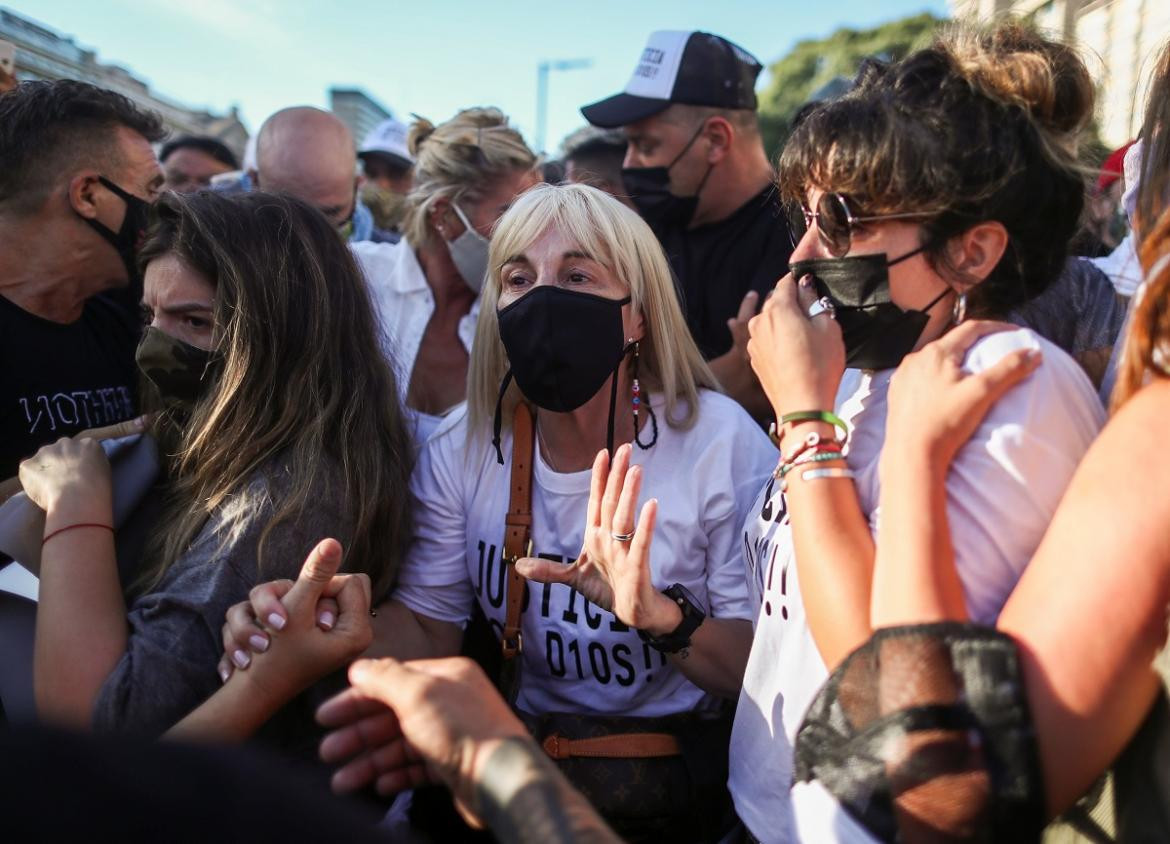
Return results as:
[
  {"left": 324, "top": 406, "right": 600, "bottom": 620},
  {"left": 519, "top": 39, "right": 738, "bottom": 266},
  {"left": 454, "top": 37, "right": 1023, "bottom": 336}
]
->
[
  {"left": 19, "top": 190, "right": 413, "bottom": 755},
  {"left": 352, "top": 107, "right": 539, "bottom": 443},
  {"left": 222, "top": 183, "right": 777, "bottom": 839}
]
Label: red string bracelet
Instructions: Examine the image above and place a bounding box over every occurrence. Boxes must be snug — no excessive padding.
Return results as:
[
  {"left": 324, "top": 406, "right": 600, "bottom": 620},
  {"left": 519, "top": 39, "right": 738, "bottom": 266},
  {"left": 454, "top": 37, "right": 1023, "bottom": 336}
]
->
[{"left": 42, "top": 523, "right": 114, "bottom": 546}]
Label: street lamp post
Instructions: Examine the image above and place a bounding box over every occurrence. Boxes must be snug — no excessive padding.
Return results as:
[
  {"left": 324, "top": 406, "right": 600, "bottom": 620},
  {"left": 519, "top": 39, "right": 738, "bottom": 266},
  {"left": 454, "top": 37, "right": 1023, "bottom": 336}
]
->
[{"left": 535, "top": 57, "right": 592, "bottom": 154}]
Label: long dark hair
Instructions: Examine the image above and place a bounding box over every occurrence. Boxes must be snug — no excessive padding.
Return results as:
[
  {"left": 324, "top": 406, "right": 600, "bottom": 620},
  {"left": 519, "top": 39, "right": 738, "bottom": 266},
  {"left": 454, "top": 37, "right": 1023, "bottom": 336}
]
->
[{"left": 135, "top": 191, "right": 413, "bottom": 596}]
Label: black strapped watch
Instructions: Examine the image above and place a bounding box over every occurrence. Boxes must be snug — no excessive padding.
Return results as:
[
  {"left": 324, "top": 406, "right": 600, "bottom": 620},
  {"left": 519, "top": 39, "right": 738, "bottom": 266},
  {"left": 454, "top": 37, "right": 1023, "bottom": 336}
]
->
[{"left": 637, "top": 583, "right": 706, "bottom": 654}]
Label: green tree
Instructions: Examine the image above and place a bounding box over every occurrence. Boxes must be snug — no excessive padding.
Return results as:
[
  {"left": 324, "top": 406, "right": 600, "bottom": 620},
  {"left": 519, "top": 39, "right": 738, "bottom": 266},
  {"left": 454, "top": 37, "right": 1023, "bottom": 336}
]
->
[{"left": 758, "top": 12, "right": 944, "bottom": 158}]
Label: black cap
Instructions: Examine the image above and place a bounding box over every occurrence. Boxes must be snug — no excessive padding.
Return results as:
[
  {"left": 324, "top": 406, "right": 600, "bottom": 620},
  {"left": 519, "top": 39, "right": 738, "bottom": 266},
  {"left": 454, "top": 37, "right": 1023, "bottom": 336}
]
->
[{"left": 581, "top": 31, "right": 762, "bottom": 128}]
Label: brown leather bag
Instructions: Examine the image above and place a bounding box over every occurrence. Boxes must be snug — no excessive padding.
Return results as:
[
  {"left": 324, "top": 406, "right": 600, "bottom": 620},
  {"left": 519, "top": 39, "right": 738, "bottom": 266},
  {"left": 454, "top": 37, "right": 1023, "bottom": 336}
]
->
[{"left": 498, "top": 404, "right": 734, "bottom": 843}]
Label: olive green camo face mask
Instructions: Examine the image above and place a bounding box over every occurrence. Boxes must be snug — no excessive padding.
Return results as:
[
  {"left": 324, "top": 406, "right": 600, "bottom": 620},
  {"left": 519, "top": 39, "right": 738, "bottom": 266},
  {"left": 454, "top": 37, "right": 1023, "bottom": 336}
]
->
[{"left": 135, "top": 326, "right": 221, "bottom": 412}]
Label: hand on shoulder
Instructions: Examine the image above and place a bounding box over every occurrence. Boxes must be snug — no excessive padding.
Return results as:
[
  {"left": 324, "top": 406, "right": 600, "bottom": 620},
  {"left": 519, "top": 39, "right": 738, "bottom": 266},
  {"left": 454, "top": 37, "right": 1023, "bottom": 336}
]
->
[{"left": 885, "top": 321, "right": 1043, "bottom": 470}]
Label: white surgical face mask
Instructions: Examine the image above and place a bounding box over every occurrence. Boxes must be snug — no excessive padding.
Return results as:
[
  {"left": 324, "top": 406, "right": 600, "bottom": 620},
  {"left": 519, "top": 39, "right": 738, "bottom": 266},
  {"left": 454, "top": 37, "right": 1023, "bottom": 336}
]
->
[{"left": 447, "top": 203, "right": 490, "bottom": 293}]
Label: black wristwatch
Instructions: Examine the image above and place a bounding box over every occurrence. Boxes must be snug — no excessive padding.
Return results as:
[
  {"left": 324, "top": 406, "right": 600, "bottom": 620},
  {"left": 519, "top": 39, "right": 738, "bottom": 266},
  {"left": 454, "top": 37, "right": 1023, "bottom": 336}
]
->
[{"left": 637, "top": 583, "right": 706, "bottom": 654}]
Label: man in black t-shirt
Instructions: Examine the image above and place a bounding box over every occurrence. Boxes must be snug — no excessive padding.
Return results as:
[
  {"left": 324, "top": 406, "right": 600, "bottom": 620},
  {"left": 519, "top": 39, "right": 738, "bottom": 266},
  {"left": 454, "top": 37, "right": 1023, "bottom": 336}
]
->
[
  {"left": 0, "top": 80, "right": 165, "bottom": 478},
  {"left": 582, "top": 31, "right": 791, "bottom": 420}
]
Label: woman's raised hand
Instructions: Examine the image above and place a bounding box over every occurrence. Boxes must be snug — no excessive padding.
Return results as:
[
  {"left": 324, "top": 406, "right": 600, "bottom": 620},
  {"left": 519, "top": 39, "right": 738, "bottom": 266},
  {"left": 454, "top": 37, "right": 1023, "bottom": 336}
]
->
[
  {"left": 514, "top": 443, "right": 681, "bottom": 636},
  {"left": 885, "top": 321, "right": 1042, "bottom": 469},
  {"left": 746, "top": 273, "right": 846, "bottom": 420}
]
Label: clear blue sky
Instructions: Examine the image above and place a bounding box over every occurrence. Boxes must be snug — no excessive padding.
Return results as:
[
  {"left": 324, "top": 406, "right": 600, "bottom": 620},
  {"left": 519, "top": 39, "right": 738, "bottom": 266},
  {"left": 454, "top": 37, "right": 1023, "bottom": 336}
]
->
[{"left": 9, "top": 0, "right": 948, "bottom": 152}]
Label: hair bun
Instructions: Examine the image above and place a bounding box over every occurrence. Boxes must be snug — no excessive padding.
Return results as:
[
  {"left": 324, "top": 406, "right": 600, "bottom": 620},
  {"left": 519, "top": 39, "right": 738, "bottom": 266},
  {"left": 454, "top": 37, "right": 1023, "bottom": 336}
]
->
[
  {"left": 940, "top": 21, "right": 1094, "bottom": 151},
  {"left": 407, "top": 115, "right": 437, "bottom": 156}
]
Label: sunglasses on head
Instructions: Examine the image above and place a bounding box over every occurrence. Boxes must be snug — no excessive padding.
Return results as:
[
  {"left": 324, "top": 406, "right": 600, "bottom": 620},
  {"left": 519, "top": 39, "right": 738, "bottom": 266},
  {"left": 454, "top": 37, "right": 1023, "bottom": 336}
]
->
[{"left": 787, "top": 192, "right": 934, "bottom": 257}]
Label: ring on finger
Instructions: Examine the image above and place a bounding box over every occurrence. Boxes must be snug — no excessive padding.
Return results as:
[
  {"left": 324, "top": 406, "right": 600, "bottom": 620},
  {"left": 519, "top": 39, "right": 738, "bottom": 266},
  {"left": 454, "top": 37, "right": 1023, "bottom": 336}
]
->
[
  {"left": 610, "top": 530, "right": 635, "bottom": 542},
  {"left": 806, "top": 296, "right": 836, "bottom": 320}
]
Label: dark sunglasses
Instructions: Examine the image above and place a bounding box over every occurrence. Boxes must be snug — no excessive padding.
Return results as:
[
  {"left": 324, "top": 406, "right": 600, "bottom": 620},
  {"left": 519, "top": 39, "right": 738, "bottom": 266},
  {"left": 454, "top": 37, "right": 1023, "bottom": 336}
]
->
[{"left": 787, "top": 192, "right": 934, "bottom": 257}]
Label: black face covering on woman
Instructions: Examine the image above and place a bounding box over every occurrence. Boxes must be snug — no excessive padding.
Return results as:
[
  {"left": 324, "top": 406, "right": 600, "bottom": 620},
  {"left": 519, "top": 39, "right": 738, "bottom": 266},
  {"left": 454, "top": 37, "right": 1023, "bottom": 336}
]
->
[
  {"left": 492, "top": 286, "right": 632, "bottom": 464},
  {"left": 790, "top": 247, "right": 950, "bottom": 371}
]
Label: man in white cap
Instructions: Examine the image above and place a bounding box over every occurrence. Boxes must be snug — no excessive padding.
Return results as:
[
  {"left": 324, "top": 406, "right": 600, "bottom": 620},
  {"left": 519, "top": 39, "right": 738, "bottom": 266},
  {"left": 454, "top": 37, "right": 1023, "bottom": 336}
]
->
[
  {"left": 358, "top": 118, "right": 414, "bottom": 234},
  {"left": 582, "top": 31, "right": 788, "bottom": 419}
]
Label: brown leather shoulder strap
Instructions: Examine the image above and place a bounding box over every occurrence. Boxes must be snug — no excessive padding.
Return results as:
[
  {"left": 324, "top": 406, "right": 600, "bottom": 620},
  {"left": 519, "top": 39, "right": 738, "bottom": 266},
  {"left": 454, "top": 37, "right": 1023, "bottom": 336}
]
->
[
  {"left": 541, "top": 732, "right": 682, "bottom": 760},
  {"left": 501, "top": 402, "right": 533, "bottom": 661}
]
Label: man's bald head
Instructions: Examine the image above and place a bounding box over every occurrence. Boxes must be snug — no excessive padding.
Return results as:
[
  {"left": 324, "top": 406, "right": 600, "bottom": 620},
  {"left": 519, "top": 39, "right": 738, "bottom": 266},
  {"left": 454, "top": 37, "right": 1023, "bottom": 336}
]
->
[{"left": 253, "top": 107, "right": 357, "bottom": 224}]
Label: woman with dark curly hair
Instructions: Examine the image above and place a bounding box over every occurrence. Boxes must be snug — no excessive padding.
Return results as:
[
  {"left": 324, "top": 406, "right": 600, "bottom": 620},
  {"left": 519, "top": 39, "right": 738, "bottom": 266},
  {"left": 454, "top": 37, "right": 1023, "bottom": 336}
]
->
[
  {"left": 729, "top": 22, "right": 1108, "bottom": 841},
  {"left": 789, "top": 38, "right": 1170, "bottom": 843}
]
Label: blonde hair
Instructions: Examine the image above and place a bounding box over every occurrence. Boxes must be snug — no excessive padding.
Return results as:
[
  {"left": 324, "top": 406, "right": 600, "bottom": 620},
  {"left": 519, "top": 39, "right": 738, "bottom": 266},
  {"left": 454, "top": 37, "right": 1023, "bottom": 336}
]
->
[
  {"left": 402, "top": 107, "right": 536, "bottom": 248},
  {"left": 466, "top": 183, "right": 717, "bottom": 440}
]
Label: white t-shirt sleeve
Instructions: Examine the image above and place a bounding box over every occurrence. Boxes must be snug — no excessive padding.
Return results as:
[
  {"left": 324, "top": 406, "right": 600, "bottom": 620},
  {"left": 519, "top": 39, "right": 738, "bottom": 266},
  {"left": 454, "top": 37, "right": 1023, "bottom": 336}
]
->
[
  {"left": 392, "top": 411, "right": 476, "bottom": 624},
  {"left": 694, "top": 396, "right": 778, "bottom": 620},
  {"left": 871, "top": 329, "right": 1104, "bottom": 623},
  {"left": 949, "top": 330, "right": 1103, "bottom": 621}
]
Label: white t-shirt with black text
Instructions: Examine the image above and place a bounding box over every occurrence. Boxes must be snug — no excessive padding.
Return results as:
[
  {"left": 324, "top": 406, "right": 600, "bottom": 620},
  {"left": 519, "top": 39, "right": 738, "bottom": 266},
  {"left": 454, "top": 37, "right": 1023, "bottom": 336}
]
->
[
  {"left": 728, "top": 329, "right": 1106, "bottom": 842},
  {"left": 394, "top": 389, "right": 777, "bottom": 718}
]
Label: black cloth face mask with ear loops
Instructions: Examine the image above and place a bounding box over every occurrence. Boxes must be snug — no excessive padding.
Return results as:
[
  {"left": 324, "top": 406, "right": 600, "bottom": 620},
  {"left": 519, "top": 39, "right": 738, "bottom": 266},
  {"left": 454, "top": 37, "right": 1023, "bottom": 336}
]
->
[
  {"left": 790, "top": 245, "right": 951, "bottom": 371},
  {"left": 492, "top": 286, "right": 638, "bottom": 464}
]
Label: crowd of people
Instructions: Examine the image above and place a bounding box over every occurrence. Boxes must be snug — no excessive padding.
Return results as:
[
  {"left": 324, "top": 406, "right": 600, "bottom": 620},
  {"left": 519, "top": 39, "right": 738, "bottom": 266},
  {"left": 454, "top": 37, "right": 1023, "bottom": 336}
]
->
[{"left": 0, "top": 16, "right": 1168, "bottom": 844}]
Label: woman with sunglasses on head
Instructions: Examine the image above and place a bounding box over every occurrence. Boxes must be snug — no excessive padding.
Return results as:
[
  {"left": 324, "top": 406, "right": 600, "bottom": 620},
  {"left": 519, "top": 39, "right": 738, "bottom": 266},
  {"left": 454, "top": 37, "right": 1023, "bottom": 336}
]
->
[{"left": 727, "top": 23, "right": 1107, "bottom": 842}]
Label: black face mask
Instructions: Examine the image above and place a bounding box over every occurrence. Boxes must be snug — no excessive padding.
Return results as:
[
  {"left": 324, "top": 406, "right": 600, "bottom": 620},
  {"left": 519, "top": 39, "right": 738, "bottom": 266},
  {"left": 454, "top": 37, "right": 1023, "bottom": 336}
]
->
[
  {"left": 621, "top": 124, "right": 713, "bottom": 231},
  {"left": 790, "top": 247, "right": 950, "bottom": 371},
  {"left": 81, "top": 176, "right": 152, "bottom": 283},
  {"left": 492, "top": 286, "right": 632, "bottom": 464}
]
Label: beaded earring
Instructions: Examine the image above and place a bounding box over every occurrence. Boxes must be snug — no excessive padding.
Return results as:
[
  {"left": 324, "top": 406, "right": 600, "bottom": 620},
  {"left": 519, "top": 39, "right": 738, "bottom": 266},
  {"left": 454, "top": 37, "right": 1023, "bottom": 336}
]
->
[{"left": 630, "top": 340, "right": 659, "bottom": 450}]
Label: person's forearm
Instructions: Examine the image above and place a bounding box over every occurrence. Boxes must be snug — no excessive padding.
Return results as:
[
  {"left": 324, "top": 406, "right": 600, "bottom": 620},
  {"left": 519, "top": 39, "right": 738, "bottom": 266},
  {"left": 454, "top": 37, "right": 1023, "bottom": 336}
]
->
[
  {"left": 166, "top": 670, "right": 287, "bottom": 742},
  {"left": 667, "top": 617, "right": 752, "bottom": 699},
  {"left": 35, "top": 508, "right": 126, "bottom": 727},
  {"left": 364, "top": 598, "right": 462, "bottom": 661},
  {"left": 475, "top": 737, "right": 621, "bottom": 844},
  {"left": 784, "top": 423, "right": 876, "bottom": 669},
  {"left": 870, "top": 446, "right": 967, "bottom": 629}
]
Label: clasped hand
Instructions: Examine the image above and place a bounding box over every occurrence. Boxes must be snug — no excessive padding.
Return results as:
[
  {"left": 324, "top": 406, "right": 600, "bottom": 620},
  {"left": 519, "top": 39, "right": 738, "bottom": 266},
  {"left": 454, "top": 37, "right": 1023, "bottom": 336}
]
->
[{"left": 216, "top": 539, "right": 372, "bottom": 701}]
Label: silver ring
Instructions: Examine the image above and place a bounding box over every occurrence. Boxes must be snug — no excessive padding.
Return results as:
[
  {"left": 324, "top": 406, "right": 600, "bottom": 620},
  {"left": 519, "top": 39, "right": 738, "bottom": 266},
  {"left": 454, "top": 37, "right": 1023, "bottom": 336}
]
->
[
  {"left": 610, "top": 530, "right": 635, "bottom": 542},
  {"left": 806, "top": 296, "right": 836, "bottom": 320}
]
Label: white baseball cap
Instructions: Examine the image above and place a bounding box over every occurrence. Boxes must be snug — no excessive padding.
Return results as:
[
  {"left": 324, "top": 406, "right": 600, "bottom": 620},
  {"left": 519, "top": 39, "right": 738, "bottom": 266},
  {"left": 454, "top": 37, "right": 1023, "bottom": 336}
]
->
[
  {"left": 359, "top": 119, "right": 414, "bottom": 169},
  {"left": 582, "top": 31, "right": 762, "bottom": 128}
]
